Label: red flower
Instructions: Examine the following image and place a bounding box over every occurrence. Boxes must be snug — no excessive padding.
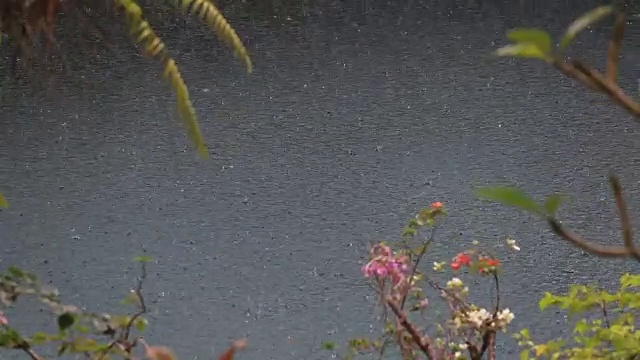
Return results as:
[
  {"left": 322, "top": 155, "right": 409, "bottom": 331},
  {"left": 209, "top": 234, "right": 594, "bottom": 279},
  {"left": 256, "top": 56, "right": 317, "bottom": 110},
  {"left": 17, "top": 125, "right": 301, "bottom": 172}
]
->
[
  {"left": 431, "top": 201, "right": 443, "bottom": 210},
  {"left": 485, "top": 258, "right": 500, "bottom": 267},
  {"left": 451, "top": 262, "right": 461, "bottom": 271},
  {"left": 453, "top": 252, "right": 472, "bottom": 266}
]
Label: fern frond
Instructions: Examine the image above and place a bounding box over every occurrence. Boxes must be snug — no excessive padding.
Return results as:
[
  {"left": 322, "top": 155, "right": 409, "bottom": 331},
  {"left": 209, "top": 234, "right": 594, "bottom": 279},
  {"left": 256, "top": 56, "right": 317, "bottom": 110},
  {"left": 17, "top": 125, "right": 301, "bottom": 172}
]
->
[
  {"left": 116, "top": 0, "right": 208, "bottom": 158},
  {"left": 175, "top": 0, "right": 253, "bottom": 73}
]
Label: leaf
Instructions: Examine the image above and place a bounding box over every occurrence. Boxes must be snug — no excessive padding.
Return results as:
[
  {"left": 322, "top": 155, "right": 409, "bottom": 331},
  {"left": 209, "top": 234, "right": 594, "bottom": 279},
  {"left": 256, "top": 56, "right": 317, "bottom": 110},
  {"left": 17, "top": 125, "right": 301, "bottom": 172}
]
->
[
  {"left": 0, "top": 192, "right": 7, "bottom": 209},
  {"left": 539, "top": 292, "right": 560, "bottom": 311},
  {"left": 544, "top": 193, "right": 566, "bottom": 215},
  {"left": 321, "top": 341, "right": 336, "bottom": 350},
  {"left": 7, "top": 266, "right": 24, "bottom": 279},
  {"left": 133, "top": 256, "right": 153, "bottom": 263},
  {"left": 57, "top": 313, "right": 75, "bottom": 331},
  {"left": 559, "top": 5, "right": 613, "bottom": 52},
  {"left": 135, "top": 318, "right": 149, "bottom": 333},
  {"left": 507, "top": 28, "right": 552, "bottom": 55},
  {"left": 475, "top": 186, "right": 544, "bottom": 215},
  {"left": 495, "top": 43, "right": 551, "bottom": 61},
  {"left": 30, "top": 332, "right": 49, "bottom": 345}
]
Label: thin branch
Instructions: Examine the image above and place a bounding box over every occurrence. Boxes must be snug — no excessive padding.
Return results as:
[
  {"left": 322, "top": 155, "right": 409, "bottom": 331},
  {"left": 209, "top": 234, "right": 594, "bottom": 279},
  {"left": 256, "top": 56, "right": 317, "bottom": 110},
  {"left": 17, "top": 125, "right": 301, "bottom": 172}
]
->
[
  {"left": 385, "top": 296, "right": 436, "bottom": 360},
  {"left": 97, "top": 261, "right": 148, "bottom": 359},
  {"left": 547, "top": 174, "right": 640, "bottom": 261},
  {"left": 571, "top": 60, "right": 640, "bottom": 117},
  {"left": 16, "top": 341, "right": 44, "bottom": 360},
  {"left": 601, "top": 300, "right": 611, "bottom": 329},
  {"left": 548, "top": 218, "right": 631, "bottom": 257},
  {"left": 606, "top": 12, "right": 625, "bottom": 83},
  {"left": 123, "top": 261, "right": 147, "bottom": 340},
  {"left": 609, "top": 173, "right": 640, "bottom": 261},
  {"left": 401, "top": 223, "right": 440, "bottom": 309},
  {"left": 492, "top": 272, "right": 500, "bottom": 315}
]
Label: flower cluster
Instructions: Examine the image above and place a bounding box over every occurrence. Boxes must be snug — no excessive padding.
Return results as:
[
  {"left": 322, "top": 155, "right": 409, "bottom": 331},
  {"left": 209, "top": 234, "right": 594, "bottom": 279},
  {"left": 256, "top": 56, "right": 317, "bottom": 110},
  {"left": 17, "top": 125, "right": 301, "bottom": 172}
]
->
[
  {"left": 450, "top": 251, "right": 500, "bottom": 275},
  {"left": 452, "top": 305, "right": 515, "bottom": 331},
  {"left": 362, "top": 243, "right": 409, "bottom": 286}
]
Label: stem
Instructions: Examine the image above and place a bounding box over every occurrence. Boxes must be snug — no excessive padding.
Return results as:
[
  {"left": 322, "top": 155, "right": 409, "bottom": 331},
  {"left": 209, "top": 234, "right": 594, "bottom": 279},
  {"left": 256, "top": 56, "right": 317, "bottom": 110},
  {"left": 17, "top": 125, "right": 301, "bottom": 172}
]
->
[
  {"left": 401, "top": 224, "right": 439, "bottom": 309},
  {"left": 385, "top": 296, "right": 436, "bottom": 360},
  {"left": 492, "top": 272, "right": 500, "bottom": 315}
]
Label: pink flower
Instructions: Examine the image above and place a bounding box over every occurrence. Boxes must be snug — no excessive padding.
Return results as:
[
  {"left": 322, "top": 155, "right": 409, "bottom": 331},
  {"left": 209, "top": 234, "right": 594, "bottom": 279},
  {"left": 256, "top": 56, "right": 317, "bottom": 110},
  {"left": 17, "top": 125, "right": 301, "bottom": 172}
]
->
[
  {"left": 419, "top": 299, "right": 429, "bottom": 308},
  {"left": 0, "top": 312, "right": 8, "bottom": 326},
  {"left": 362, "top": 243, "right": 410, "bottom": 285}
]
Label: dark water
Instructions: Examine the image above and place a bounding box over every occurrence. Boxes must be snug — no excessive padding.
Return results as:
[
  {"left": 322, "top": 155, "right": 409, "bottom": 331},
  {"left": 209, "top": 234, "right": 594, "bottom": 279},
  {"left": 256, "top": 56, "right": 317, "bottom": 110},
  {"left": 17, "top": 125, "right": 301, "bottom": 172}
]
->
[{"left": 2, "top": 0, "right": 640, "bottom": 358}]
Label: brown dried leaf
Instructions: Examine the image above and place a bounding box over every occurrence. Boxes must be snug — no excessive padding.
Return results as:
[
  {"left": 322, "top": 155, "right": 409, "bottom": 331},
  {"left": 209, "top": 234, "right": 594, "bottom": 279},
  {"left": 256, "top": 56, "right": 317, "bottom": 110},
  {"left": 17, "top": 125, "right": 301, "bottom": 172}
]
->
[
  {"left": 140, "top": 339, "right": 177, "bottom": 360},
  {"left": 218, "top": 339, "right": 247, "bottom": 360}
]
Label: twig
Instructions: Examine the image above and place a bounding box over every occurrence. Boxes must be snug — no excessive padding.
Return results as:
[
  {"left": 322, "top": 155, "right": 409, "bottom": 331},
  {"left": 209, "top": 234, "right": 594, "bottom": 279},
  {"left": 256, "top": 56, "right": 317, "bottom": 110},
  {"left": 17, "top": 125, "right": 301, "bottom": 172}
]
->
[
  {"left": 606, "top": 12, "right": 625, "bottom": 83},
  {"left": 97, "top": 261, "right": 148, "bottom": 359},
  {"left": 548, "top": 218, "right": 630, "bottom": 257},
  {"left": 601, "top": 300, "right": 611, "bottom": 329},
  {"left": 401, "top": 224, "right": 440, "bottom": 309},
  {"left": 550, "top": 11, "right": 640, "bottom": 119},
  {"left": 571, "top": 60, "right": 640, "bottom": 117},
  {"left": 123, "top": 261, "right": 148, "bottom": 340},
  {"left": 547, "top": 174, "right": 640, "bottom": 261},
  {"left": 385, "top": 296, "right": 436, "bottom": 360},
  {"left": 0, "top": 323, "right": 45, "bottom": 360},
  {"left": 609, "top": 173, "right": 640, "bottom": 261},
  {"left": 492, "top": 272, "right": 500, "bottom": 315},
  {"left": 16, "top": 342, "right": 44, "bottom": 360}
]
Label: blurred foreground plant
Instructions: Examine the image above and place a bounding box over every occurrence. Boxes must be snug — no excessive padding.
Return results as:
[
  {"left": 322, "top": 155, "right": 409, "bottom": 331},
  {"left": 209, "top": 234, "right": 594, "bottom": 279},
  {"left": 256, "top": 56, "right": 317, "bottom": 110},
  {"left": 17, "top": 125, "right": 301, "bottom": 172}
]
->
[
  {"left": 0, "top": 257, "right": 247, "bottom": 360},
  {"left": 476, "top": 3, "right": 640, "bottom": 359}
]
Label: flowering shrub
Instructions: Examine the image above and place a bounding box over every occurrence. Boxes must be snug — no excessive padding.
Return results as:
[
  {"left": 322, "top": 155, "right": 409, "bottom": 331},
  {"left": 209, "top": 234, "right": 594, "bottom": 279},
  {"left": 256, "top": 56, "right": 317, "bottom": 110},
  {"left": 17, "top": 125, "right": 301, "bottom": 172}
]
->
[
  {"left": 0, "top": 258, "right": 247, "bottom": 360},
  {"left": 335, "top": 202, "right": 519, "bottom": 360}
]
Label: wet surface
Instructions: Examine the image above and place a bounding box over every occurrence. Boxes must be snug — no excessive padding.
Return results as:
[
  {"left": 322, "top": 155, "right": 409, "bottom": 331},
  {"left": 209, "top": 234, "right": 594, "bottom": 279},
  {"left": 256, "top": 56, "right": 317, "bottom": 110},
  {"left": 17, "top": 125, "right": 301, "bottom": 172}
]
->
[{"left": 2, "top": 0, "right": 640, "bottom": 358}]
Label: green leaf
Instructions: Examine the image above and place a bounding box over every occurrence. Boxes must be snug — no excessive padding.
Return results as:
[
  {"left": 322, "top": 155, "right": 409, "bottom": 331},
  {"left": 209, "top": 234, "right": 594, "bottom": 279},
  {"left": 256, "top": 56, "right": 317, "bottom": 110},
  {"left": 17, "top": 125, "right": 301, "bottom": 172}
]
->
[
  {"left": 7, "top": 266, "right": 24, "bottom": 278},
  {"left": 0, "top": 192, "right": 7, "bottom": 209},
  {"left": 133, "top": 256, "right": 153, "bottom": 263},
  {"left": 475, "top": 186, "right": 544, "bottom": 215},
  {"left": 495, "top": 43, "right": 551, "bottom": 61},
  {"left": 520, "top": 350, "right": 530, "bottom": 360},
  {"left": 30, "top": 332, "right": 50, "bottom": 345},
  {"left": 135, "top": 318, "right": 148, "bottom": 333},
  {"left": 321, "top": 341, "right": 336, "bottom": 351},
  {"left": 544, "top": 193, "right": 566, "bottom": 215},
  {"left": 559, "top": 5, "right": 613, "bottom": 52},
  {"left": 507, "top": 28, "right": 552, "bottom": 55},
  {"left": 539, "top": 292, "right": 560, "bottom": 311},
  {"left": 57, "top": 313, "right": 75, "bottom": 331}
]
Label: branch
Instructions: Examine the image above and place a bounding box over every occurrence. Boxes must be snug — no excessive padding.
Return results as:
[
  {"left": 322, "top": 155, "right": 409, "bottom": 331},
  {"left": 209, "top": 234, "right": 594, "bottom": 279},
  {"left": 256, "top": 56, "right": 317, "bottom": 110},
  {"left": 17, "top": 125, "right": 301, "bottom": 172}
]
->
[
  {"left": 549, "top": 11, "right": 640, "bottom": 119},
  {"left": 97, "top": 261, "right": 148, "bottom": 359},
  {"left": 547, "top": 174, "right": 640, "bottom": 261},
  {"left": 606, "top": 12, "right": 625, "bottom": 83},
  {"left": 385, "top": 296, "right": 436, "bottom": 360}
]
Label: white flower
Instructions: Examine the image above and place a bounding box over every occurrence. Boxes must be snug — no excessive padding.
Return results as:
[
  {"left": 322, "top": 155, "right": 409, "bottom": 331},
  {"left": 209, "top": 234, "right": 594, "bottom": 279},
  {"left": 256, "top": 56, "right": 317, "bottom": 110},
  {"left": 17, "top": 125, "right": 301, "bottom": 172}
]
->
[
  {"left": 497, "top": 308, "right": 515, "bottom": 326},
  {"left": 506, "top": 238, "right": 520, "bottom": 251},
  {"left": 454, "top": 351, "right": 463, "bottom": 359},
  {"left": 433, "top": 261, "right": 445, "bottom": 271},
  {"left": 447, "top": 277, "right": 463, "bottom": 288},
  {"left": 466, "top": 308, "right": 492, "bottom": 328}
]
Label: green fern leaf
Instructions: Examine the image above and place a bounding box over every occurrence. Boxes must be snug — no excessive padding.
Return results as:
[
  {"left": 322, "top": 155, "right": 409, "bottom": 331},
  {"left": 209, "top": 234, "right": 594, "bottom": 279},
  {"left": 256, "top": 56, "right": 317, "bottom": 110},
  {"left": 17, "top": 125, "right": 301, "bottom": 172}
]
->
[
  {"left": 117, "top": 0, "right": 208, "bottom": 158},
  {"left": 175, "top": 0, "right": 253, "bottom": 73}
]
